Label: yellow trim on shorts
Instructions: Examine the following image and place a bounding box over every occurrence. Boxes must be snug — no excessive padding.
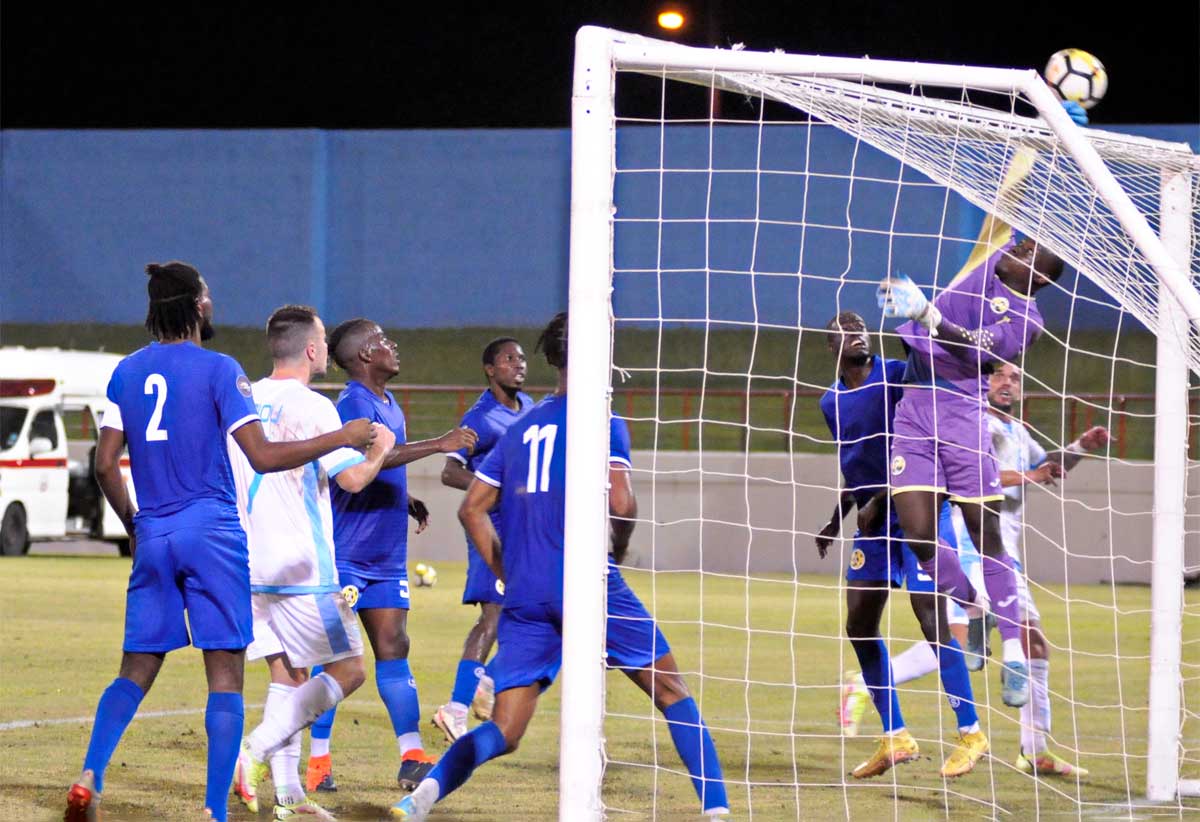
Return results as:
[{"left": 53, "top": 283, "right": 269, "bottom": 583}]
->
[
  {"left": 891, "top": 484, "right": 947, "bottom": 496},
  {"left": 948, "top": 493, "right": 1005, "bottom": 504}
]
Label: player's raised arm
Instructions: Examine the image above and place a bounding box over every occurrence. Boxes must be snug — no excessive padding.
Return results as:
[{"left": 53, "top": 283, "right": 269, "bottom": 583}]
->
[
  {"left": 335, "top": 422, "right": 396, "bottom": 493},
  {"left": 458, "top": 479, "right": 502, "bottom": 580},
  {"left": 232, "top": 417, "right": 376, "bottom": 474}
]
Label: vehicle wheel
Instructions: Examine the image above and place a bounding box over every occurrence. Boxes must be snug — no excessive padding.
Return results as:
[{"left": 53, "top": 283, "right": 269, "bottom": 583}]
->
[
  {"left": 115, "top": 538, "right": 132, "bottom": 558},
  {"left": 1, "top": 504, "right": 30, "bottom": 557}
]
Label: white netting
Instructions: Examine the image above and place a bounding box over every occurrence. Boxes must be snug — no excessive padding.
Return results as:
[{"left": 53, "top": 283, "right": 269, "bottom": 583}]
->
[{"left": 584, "top": 41, "right": 1200, "bottom": 821}]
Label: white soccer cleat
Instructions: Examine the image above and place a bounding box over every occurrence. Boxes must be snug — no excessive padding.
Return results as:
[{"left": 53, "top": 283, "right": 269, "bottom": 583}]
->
[
  {"left": 431, "top": 703, "right": 468, "bottom": 743},
  {"left": 471, "top": 674, "right": 495, "bottom": 721}
]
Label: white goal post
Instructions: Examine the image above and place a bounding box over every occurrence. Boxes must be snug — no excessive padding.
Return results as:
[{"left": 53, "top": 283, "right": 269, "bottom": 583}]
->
[{"left": 563, "top": 25, "right": 1197, "bottom": 820}]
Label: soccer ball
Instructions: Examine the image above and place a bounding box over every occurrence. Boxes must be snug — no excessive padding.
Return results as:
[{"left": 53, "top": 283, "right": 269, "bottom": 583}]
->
[
  {"left": 1043, "top": 48, "right": 1107, "bottom": 110},
  {"left": 413, "top": 562, "right": 438, "bottom": 588}
]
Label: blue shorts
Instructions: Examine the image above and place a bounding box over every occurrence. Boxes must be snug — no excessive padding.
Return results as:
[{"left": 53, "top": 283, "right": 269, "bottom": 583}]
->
[
  {"left": 490, "top": 571, "right": 672, "bottom": 694},
  {"left": 124, "top": 526, "right": 252, "bottom": 652},
  {"left": 336, "top": 569, "right": 411, "bottom": 612},
  {"left": 605, "top": 568, "right": 671, "bottom": 670},
  {"left": 845, "top": 504, "right": 957, "bottom": 593},
  {"left": 462, "top": 542, "right": 505, "bottom": 605}
]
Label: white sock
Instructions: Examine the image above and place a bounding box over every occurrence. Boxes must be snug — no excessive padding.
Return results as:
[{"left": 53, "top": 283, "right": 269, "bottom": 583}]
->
[
  {"left": 1030, "top": 658, "right": 1051, "bottom": 733},
  {"left": 889, "top": 641, "right": 938, "bottom": 685},
  {"left": 1019, "top": 698, "right": 1044, "bottom": 755},
  {"left": 309, "top": 736, "right": 330, "bottom": 758},
  {"left": 885, "top": 725, "right": 907, "bottom": 737},
  {"left": 1001, "top": 637, "right": 1026, "bottom": 664},
  {"left": 249, "top": 673, "right": 344, "bottom": 761},
  {"left": 264, "top": 683, "right": 303, "bottom": 799},
  {"left": 959, "top": 722, "right": 980, "bottom": 735},
  {"left": 447, "top": 701, "right": 469, "bottom": 713},
  {"left": 398, "top": 731, "right": 424, "bottom": 756},
  {"left": 412, "top": 777, "right": 439, "bottom": 813}
]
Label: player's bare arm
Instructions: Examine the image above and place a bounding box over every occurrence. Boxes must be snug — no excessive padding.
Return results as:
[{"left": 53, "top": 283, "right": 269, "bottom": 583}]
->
[
  {"left": 609, "top": 463, "right": 637, "bottom": 566},
  {"left": 335, "top": 422, "right": 397, "bottom": 493},
  {"left": 1044, "top": 425, "right": 1110, "bottom": 471},
  {"left": 1000, "top": 463, "right": 1063, "bottom": 488},
  {"left": 459, "top": 479, "right": 503, "bottom": 580},
  {"left": 815, "top": 490, "right": 856, "bottom": 558},
  {"left": 441, "top": 456, "right": 475, "bottom": 490},
  {"left": 94, "top": 426, "right": 135, "bottom": 538},
  {"left": 381, "top": 426, "right": 478, "bottom": 470},
  {"left": 233, "top": 417, "right": 376, "bottom": 474}
]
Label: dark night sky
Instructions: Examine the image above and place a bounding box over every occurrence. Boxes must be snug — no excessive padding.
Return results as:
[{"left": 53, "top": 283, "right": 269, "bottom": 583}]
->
[{"left": 2, "top": 2, "right": 1197, "bottom": 128}]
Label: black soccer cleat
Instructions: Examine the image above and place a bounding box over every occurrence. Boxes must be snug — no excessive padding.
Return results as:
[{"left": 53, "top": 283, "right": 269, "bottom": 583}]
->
[{"left": 396, "top": 752, "right": 436, "bottom": 791}]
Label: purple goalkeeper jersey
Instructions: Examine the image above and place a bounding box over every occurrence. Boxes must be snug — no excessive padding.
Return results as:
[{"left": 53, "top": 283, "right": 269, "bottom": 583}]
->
[{"left": 897, "top": 240, "right": 1045, "bottom": 397}]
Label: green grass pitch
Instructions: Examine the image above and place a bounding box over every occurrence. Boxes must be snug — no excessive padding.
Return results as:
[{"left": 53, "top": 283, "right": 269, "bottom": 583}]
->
[{"left": 2, "top": 556, "right": 1197, "bottom": 820}]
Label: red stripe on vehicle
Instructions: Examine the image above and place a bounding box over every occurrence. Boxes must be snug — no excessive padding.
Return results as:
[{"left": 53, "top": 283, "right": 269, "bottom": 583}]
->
[{"left": 0, "top": 458, "right": 69, "bottom": 468}]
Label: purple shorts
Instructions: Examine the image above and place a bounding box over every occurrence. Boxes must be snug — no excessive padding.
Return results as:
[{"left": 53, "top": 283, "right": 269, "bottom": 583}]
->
[{"left": 890, "top": 387, "right": 1002, "bottom": 502}]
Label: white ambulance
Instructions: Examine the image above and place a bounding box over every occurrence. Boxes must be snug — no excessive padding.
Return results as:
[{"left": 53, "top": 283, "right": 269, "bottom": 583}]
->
[{"left": 0, "top": 347, "right": 135, "bottom": 556}]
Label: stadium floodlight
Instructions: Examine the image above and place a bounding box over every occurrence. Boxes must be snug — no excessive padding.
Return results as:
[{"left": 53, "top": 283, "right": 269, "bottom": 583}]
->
[
  {"left": 565, "top": 24, "right": 1198, "bottom": 821},
  {"left": 657, "top": 10, "right": 685, "bottom": 31}
]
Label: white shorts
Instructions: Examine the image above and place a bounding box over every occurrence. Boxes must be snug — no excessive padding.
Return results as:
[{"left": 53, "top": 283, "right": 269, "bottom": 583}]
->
[{"left": 247, "top": 591, "right": 364, "bottom": 668}]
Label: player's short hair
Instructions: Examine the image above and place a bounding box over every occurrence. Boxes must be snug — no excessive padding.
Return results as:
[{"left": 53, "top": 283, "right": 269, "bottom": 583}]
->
[
  {"left": 144, "top": 261, "right": 204, "bottom": 341},
  {"left": 482, "top": 336, "right": 519, "bottom": 366},
  {"left": 329, "top": 317, "right": 377, "bottom": 371},
  {"left": 536, "top": 312, "right": 568, "bottom": 369},
  {"left": 266, "top": 304, "right": 320, "bottom": 361},
  {"left": 825, "top": 311, "right": 865, "bottom": 335}
]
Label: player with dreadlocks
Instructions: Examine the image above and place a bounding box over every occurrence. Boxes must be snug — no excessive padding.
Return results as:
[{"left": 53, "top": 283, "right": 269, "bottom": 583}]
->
[{"left": 65, "top": 262, "right": 375, "bottom": 822}]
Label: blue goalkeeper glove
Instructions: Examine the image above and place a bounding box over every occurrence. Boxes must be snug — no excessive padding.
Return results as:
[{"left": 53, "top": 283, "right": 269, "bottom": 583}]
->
[
  {"left": 877, "top": 272, "right": 942, "bottom": 335},
  {"left": 1061, "top": 100, "right": 1088, "bottom": 126}
]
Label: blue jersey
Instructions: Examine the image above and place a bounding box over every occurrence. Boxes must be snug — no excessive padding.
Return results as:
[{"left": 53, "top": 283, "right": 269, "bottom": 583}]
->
[
  {"left": 331, "top": 381, "right": 409, "bottom": 577},
  {"left": 475, "top": 396, "right": 631, "bottom": 608},
  {"left": 102, "top": 341, "right": 258, "bottom": 538},
  {"left": 819, "top": 356, "right": 906, "bottom": 509},
  {"left": 449, "top": 389, "right": 533, "bottom": 528}
]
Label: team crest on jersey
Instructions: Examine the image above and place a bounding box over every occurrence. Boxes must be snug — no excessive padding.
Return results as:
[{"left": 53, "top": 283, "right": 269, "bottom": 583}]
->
[
  {"left": 850, "top": 549, "right": 866, "bottom": 570},
  {"left": 341, "top": 584, "right": 360, "bottom": 608},
  {"left": 495, "top": 579, "right": 505, "bottom": 596},
  {"left": 236, "top": 375, "right": 253, "bottom": 397},
  {"left": 891, "top": 455, "right": 906, "bottom": 476},
  {"left": 990, "top": 296, "right": 1010, "bottom": 315}
]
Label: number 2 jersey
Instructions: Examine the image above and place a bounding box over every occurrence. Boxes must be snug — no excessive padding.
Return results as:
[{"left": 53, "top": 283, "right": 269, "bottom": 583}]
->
[
  {"left": 473, "top": 394, "right": 632, "bottom": 609},
  {"left": 227, "top": 378, "right": 366, "bottom": 594},
  {"left": 101, "top": 341, "right": 259, "bottom": 539}
]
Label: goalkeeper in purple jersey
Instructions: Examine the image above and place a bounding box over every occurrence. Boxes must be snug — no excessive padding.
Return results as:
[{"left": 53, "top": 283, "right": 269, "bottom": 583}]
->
[{"left": 876, "top": 236, "right": 1064, "bottom": 708}]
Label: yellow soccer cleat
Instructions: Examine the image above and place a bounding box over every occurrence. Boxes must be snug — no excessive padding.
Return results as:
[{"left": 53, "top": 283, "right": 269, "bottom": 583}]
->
[
  {"left": 851, "top": 729, "right": 920, "bottom": 779},
  {"left": 1016, "top": 748, "right": 1089, "bottom": 779},
  {"left": 838, "top": 673, "right": 870, "bottom": 737},
  {"left": 940, "top": 730, "right": 990, "bottom": 778},
  {"left": 232, "top": 741, "right": 270, "bottom": 813},
  {"left": 274, "top": 792, "right": 337, "bottom": 820}
]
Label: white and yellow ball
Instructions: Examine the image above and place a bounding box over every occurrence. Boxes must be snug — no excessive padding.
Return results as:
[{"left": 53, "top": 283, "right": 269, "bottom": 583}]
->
[
  {"left": 413, "top": 562, "right": 438, "bottom": 588},
  {"left": 1044, "top": 48, "right": 1107, "bottom": 110}
]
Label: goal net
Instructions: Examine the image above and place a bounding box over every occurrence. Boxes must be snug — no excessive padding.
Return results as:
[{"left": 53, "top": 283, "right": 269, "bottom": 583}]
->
[{"left": 563, "top": 27, "right": 1200, "bottom": 821}]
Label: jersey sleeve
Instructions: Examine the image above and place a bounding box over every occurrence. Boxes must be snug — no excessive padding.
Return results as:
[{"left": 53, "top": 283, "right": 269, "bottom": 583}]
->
[
  {"left": 314, "top": 396, "right": 366, "bottom": 478},
  {"left": 336, "top": 393, "right": 377, "bottom": 425},
  {"left": 213, "top": 357, "right": 260, "bottom": 436},
  {"left": 475, "top": 438, "right": 504, "bottom": 487},
  {"left": 609, "top": 417, "right": 632, "bottom": 468},
  {"left": 101, "top": 371, "right": 124, "bottom": 431}
]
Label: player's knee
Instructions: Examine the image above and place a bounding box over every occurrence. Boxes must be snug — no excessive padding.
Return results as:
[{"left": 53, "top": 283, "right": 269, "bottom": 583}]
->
[{"left": 330, "top": 657, "right": 366, "bottom": 694}]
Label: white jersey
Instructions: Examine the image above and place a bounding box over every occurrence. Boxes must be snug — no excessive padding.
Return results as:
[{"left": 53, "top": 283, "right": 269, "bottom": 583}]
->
[
  {"left": 987, "top": 412, "right": 1047, "bottom": 563},
  {"left": 228, "top": 378, "right": 364, "bottom": 594}
]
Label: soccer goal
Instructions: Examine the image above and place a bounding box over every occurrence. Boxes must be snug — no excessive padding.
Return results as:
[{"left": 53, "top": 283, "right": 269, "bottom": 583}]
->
[{"left": 563, "top": 26, "right": 1198, "bottom": 820}]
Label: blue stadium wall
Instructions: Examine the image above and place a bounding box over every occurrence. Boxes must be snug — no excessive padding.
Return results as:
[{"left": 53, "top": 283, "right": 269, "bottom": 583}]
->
[{"left": 2, "top": 126, "right": 1196, "bottom": 330}]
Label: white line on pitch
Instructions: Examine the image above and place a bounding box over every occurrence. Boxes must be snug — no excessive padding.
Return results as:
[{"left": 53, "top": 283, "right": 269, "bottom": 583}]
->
[{"left": 0, "top": 704, "right": 264, "bottom": 732}]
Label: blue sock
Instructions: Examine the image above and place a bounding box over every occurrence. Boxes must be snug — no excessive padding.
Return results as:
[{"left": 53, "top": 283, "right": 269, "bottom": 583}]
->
[
  {"left": 936, "top": 638, "right": 979, "bottom": 729},
  {"left": 852, "top": 638, "right": 904, "bottom": 732},
  {"left": 377, "top": 658, "right": 420, "bottom": 736},
  {"left": 662, "top": 698, "right": 728, "bottom": 812},
  {"left": 450, "top": 660, "right": 483, "bottom": 707},
  {"left": 203, "top": 691, "right": 244, "bottom": 822},
  {"left": 309, "top": 665, "right": 335, "bottom": 743},
  {"left": 429, "top": 721, "right": 507, "bottom": 799},
  {"left": 82, "top": 677, "right": 144, "bottom": 793}
]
